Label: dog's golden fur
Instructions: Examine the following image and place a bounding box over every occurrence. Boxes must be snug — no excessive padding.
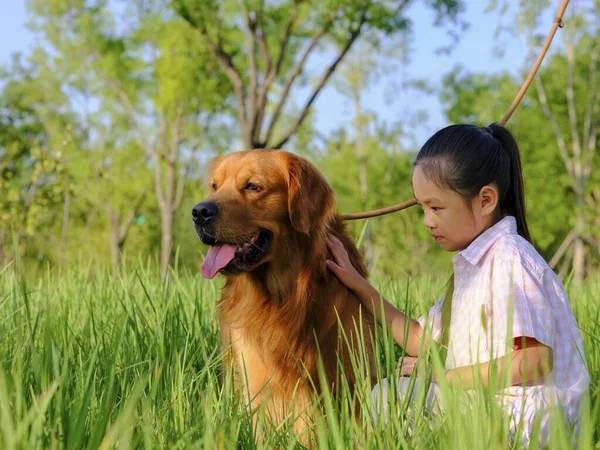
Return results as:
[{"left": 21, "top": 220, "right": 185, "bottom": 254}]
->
[{"left": 194, "top": 149, "right": 376, "bottom": 432}]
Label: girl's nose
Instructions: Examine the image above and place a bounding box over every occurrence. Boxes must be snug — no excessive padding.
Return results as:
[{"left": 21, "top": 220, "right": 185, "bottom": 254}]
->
[{"left": 423, "top": 211, "right": 435, "bottom": 229}]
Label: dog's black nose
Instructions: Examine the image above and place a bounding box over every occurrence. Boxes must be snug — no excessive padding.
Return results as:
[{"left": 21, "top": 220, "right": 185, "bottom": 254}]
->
[{"left": 192, "top": 202, "right": 219, "bottom": 225}]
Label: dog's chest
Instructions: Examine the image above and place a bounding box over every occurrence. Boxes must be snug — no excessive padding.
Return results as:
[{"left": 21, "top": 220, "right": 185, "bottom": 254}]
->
[{"left": 227, "top": 326, "right": 280, "bottom": 398}]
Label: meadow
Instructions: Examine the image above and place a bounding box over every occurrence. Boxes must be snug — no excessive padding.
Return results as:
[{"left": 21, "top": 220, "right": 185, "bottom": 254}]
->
[{"left": 1, "top": 257, "right": 598, "bottom": 449}]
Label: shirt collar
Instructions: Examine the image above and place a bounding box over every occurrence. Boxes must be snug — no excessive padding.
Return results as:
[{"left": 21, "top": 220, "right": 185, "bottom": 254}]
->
[{"left": 454, "top": 216, "right": 517, "bottom": 266}]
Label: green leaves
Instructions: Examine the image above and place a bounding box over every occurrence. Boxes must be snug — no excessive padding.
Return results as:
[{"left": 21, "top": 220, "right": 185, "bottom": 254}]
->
[{"left": 174, "top": 0, "right": 465, "bottom": 149}]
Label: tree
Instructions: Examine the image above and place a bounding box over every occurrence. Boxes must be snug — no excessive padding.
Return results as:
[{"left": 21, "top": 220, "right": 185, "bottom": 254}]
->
[
  {"left": 27, "top": 0, "right": 232, "bottom": 278},
  {"left": 173, "top": 0, "right": 466, "bottom": 151},
  {"left": 441, "top": 24, "right": 600, "bottom": 281},
  {"left": 489, "top": 0, "right": 600, "bottom": 282},
  {"left": 0, "top": 54, "right": 78, "bottom": 267},
  {"left": 76, "top": 134, "right": 151, "bottom": 274},
  {"left": 532, "top": 15, "right": 600, "bottom": 283}
]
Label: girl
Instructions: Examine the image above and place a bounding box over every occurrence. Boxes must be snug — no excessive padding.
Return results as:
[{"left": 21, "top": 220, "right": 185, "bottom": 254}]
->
[{"left": 326, "top": 123, "right": 589, "bottom": 447}]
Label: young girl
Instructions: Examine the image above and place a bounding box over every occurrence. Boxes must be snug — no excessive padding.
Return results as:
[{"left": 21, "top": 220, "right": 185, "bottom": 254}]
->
[{"left": 326, "top": 123, "right": 589, "bottom": 447}]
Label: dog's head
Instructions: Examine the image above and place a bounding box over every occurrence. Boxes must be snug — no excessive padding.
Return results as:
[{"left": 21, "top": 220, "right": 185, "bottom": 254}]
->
[{"left": 193, "top": 149, "right": 336, "bottom": 278}]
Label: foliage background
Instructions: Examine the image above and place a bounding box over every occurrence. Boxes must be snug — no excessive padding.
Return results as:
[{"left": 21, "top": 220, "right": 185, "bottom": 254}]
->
[{"left": 1, "top": 1, "right": 600, "bottom": 447}]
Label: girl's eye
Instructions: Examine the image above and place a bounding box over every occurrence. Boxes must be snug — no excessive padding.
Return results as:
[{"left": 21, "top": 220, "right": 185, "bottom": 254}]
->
[
  {"left": 244, "top": 182, "right": 261, "bottom": 192},
  {"left": 431, "top": 207, "right": 441, "bottom": 212}
]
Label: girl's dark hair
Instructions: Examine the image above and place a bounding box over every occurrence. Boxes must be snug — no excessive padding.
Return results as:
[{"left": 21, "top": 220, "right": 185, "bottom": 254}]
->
[{"left": 414, "top": 123, "right": 532, "bottom": 243}]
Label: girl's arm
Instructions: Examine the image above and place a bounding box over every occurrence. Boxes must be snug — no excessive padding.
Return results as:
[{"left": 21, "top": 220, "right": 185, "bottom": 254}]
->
[
  {"left": 437, "top": 337, "right": 553, "bottom": 389},
  {"left": 326, "top": 235, "right": 428, "bottom": 356}
]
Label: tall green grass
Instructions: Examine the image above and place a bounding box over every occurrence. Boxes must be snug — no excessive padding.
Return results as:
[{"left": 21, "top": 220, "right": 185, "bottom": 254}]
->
[{"left": 0, "top": 258, "right": 598, "bottom": 449}]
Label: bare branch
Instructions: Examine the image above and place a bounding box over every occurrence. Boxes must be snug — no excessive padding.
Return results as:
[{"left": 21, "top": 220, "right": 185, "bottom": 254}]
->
[
  {"left": 583, "top": 121, "right": 597, "bottom": 186},
  {"left": 173, "top": 149, "right": 195, "bottom": 212},
  {"left": 96, "top": 60, "right": 157, "bottom": 158},
  {"left": 254, "top": 36, "right": 270, "bottom": 142},
  {"left": 246, "top": 8, "right": 259, "bottom": 147},
  {"left": 271, "top": 0, "right": 303, "bottom": 81},
  {"left": 159, "top": 111, "right": 168, "bottom": 157},
  {"left": 123, "top": 192, "right": 147, "bottom": 240},
  {"left": 108, "top": 191, "right": 146, "bottom": 250},
  {"left": 565, "top": 41, "right": 582, "bottom": 162},
  {"left": 549, "top": 227, "right": 577, "bottom": 268},
  {"left": 207, "top": 38, "right": 249, "bottom": 145},
  {"left": 173, "top": 173, "right": 186, "bottom": 213},
  {"left": 169, "top": 106, "right": 184, "bottom": 164},
  {"left": 274, "top": 11, "right": 368, "bottom": 149},
  {"left": 254, "top": 0, "right": 303, "bottom": 143},
  {"left": 178, "top": 1, "right": 249, "bottom": 144},
  {"left": 583, "top": 234, "right": 600, "bottom": 259},
  {"left": 585, "top": 190, "right": 599, "bottom": 209},
  {"left": 264, "top": 7, "right": 341, "bottom": 145},
  {"left": 259, "top": 0, "right": 302, "bottom": 96},
  {"left": 256, "top": 37, "right": 270, "bottom": 82},
  {"left": 80, "top": 205, "right": 99, "bottom": 241},
  {"left": 535, "top": 75, "right": 578, "bottom": 191},
  {"left": 174, "top": 115, "right": 214, "bottom": 209},
  {"left": 582, "top": 31, "right": 600, "bottom": 150},
  {"left": 119, "top": 211, "right": 136, "bottom": 244},
  {"left": 155, "top": 112, "right": 167, "bottom": 209},
  {"left": 154, "top": 163, "right": 166, "bottom": 211},
  {"left": 582, "top": 29, "right": 600, "bottom": 187},
  {"left": 558, "top": 246, "right": 573, "bottom": 280}
]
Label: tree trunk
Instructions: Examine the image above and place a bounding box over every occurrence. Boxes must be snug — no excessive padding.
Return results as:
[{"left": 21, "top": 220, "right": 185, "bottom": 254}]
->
[
  {"left": 107, "top": 209, "right": 122, "bottom": 275},
  {"left": 572, "top": 235, "right": 585, "bottom": 284},
  {"left": 159, "top": 157, "right": 177, "bottom": 280},
  {"left": 160, "top": 208, "right": 173, "bottom": 280},
  {"left": 106, "top": 200, "right": 143, "bottom": 275}
]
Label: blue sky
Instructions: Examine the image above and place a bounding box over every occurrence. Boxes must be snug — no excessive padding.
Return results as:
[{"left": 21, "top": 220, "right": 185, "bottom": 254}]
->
[{"left": 0, "top": 1, "right": 537, "bottom": 148}]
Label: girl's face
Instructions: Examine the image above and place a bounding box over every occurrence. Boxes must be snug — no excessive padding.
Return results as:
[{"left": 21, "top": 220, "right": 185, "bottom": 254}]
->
[{"left": 412, "top": 165, "right": 497, "bottom": 252}]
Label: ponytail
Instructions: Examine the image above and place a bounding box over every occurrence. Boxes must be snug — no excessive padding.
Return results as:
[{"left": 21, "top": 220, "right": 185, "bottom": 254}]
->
[{"left": 487, "top": 123, "right": 532, "bottom": 243}]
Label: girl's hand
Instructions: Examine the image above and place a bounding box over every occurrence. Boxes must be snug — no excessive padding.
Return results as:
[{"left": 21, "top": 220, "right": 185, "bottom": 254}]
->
[
  {"left": 397, "top": 356, "right": 419, "bottom": 377},
  {"left": 397, "top": 357, "right": 439, "bottom": 383},
  {"left": 326, "top": 235, "right": 365, "bottom": 291}
]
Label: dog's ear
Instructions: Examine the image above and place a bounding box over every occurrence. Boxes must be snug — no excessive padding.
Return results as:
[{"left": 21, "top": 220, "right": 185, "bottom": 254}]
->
[{"left": 284, "top": 153, "right": 335, "bottom": 235}]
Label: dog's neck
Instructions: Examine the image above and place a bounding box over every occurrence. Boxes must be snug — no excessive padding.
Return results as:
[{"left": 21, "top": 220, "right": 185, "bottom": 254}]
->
[
  {"left": 219, "top": 217, "right": 367, "bottom": 357},
  {"left": 222, "top": 217, "right": 361, "bottom": 315},
  {"left": 253, "top": 237, "right": 328, "bottom": 304}
]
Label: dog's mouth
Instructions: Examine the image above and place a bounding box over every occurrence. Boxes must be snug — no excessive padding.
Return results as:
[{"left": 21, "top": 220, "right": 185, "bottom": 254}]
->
[{"left": 200, "top": 229, "right": 273, "bottom": 279}]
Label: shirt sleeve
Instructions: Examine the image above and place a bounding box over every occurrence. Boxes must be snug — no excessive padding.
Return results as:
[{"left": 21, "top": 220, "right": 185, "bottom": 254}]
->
[
  {"left": 418, "top": 296, "right": 444, "bottom": 343},
  {"left": 489, "top": 259, "right": 555, "bottom": 351}
]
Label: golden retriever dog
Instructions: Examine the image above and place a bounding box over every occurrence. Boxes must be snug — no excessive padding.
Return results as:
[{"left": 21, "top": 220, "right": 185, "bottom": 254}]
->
[{"left": 192, "top": 149, "right": 376, "bottom": 437}]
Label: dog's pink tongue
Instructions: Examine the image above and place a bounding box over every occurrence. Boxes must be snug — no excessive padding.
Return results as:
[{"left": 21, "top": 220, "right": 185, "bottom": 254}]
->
[{"left": 201, "top": 244, "right": 236, "bottom": 279}]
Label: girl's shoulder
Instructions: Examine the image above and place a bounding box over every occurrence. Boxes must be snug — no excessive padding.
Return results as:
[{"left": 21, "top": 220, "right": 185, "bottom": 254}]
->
[{"left": 488, "top": 233, "right": 548, "bottom": 281}]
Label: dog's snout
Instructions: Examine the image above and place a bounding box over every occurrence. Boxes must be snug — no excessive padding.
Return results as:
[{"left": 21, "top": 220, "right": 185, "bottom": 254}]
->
[{"left": 192, "top": 202, "right": 219, "bottom": 225}]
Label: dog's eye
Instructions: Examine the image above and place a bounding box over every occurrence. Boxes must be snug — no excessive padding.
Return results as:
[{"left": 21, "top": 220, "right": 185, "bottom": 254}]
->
[
  {"left": 244, "top": 182, "right": 262, "bottom": 193},
  {"left": 211, "top": 182, "right": 217, "bottom": 191}
]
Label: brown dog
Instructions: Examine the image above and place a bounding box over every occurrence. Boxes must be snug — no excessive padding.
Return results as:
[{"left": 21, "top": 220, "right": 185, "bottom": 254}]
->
[{"left": 192, "top": 149, "right": 376, "bottom": 435}]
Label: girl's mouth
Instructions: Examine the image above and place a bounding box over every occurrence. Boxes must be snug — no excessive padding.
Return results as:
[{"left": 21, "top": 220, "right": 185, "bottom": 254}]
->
[{"left": 434, "top": 236, "right": 444, "bottom": 242}]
